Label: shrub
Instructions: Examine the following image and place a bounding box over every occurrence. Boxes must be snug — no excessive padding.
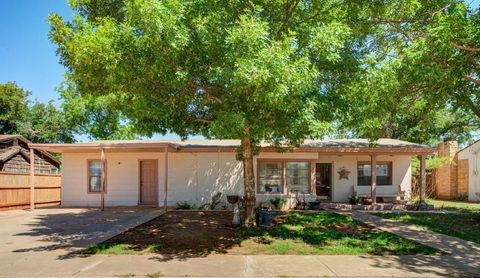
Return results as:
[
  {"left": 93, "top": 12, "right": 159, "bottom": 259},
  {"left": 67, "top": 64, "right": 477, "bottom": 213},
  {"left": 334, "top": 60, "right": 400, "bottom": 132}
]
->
[
  {"left": 453, "top": 193, "right": 468, "bottom": 201},
  {"left": 210, "top": 192, "right": 222, "bottom": 210},
  {"left": 176, "top": 201, "right": 196, "bottom": 210},
  {"left": 410, "top": 197, "right": 432, "bottom": 210},
  {"left": 270, "top": 197, "right": 286, "bottom": 210},
  {"left": 348, "top": 195, "right": 361, "bottom": 205}
]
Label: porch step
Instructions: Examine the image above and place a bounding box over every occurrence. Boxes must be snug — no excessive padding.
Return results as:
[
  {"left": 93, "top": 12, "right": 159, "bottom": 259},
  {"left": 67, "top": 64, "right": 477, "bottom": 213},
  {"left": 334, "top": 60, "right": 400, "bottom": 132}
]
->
[{"left": 319, "top": 203, "right": 406, "bottom": 211}]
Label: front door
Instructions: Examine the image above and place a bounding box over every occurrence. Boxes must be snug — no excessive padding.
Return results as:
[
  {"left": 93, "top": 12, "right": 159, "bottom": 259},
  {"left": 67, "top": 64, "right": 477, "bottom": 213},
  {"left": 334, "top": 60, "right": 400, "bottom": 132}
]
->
[
  {"left": 316, "top": 163, "right": 332, "bottom": 201},
  {"left": 139, "top": 159, "right": 158, "bottom": 205}
]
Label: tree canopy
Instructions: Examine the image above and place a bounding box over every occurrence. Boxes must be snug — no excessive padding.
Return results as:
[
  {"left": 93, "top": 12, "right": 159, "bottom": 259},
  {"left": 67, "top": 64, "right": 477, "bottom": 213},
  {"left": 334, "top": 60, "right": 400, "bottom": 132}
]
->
[
  {"left": 335, "top": 0, "right": 480, "bottom": 145},
  {"left": 0, "top": 82, "right": 75, "bottom": 143},
  {"left": 58, "top": 81, "right": 137, "bottom": 140},
  {"left": 48, "top": 0, "right": 480, "bottom": 223},
  {"left": 49, "top": 0, "right": 384, "bottom": 223}
]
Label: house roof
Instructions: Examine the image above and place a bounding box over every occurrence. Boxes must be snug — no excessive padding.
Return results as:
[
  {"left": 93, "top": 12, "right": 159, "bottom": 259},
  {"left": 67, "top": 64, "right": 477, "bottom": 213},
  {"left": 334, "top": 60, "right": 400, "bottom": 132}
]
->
[
  {"left": 458, "top": 138, "right": 480, "bottom": 154},
  {"left": 0, "top": 135, "right": 61, "bottom": 165},
  {"left": 29, "top": 138, "right": 434, "bottom": 155}
]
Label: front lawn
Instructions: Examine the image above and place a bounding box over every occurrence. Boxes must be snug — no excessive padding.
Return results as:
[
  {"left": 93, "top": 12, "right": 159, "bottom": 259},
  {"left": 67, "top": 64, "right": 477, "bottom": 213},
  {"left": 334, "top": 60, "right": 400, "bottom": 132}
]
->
[
  {"left": 374, "top": 200, "right": 480, "bottom": 244},
  {"left": 428, "top": 199, "right": 480, "bottom": 213},
  {"left": 82, "top": 211, "right": 438, "bottom": 256}
]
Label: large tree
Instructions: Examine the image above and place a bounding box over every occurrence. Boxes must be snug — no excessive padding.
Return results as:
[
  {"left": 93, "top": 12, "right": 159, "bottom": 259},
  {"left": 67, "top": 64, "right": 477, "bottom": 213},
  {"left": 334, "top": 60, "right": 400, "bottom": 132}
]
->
[
  {"left": 0, "top": 82, "right": 29, "bottom": 135},
  {"left": 58, "top": 81, "right": 137, "bottom": 140},
  {"left": 21, "top": 100, "right": 76, "bottom": 143},
  {"left": 351, "top": 0, "right": 480, "bottom": 143},
  {"left": 0, "top": 82, "right": 75, "bottom": 143},
  {"left": 333, "top": 60, "right": 478, "bottom": 145},
  {"left": 49, "top": 0, "right": 377, "bottom": 224}
]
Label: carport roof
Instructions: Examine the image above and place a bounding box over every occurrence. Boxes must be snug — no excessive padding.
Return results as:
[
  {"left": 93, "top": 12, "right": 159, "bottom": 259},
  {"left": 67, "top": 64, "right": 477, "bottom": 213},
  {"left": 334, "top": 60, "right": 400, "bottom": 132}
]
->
[{"left": 28, "top": 138, "right": 434, "bottom": 155}]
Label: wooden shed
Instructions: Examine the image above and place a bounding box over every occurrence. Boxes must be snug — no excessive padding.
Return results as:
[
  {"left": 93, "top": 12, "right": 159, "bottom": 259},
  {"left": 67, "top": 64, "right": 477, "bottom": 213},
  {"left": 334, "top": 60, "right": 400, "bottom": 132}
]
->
[{"left": 0, "top": 135, "right": 61, "bottom": 210}]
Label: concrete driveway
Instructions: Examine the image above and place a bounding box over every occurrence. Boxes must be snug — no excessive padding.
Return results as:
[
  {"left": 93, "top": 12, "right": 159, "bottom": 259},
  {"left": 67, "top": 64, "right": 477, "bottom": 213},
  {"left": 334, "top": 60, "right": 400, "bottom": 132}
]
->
[
  {"left": 0, "top": 207, "right": 164, "bottom": 252},
  {"left": 0, "top": 207, "right": 164, "bottom": 276}
]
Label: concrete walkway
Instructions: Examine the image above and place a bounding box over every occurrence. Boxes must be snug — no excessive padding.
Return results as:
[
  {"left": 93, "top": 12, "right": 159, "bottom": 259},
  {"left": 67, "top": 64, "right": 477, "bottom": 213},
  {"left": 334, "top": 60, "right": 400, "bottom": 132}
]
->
[
  {"left": 1, "top": 252, "right": 479, "bottom": 277},
  {"left": 335, "top": 210, "right": 480, "bottom": 274}
]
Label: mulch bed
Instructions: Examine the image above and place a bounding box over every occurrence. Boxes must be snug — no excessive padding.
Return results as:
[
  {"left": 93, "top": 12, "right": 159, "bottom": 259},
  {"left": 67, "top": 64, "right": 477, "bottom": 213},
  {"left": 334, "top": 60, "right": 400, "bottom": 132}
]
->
[{"left": 107, "top": 211, "right": 240, "bottom": 256}]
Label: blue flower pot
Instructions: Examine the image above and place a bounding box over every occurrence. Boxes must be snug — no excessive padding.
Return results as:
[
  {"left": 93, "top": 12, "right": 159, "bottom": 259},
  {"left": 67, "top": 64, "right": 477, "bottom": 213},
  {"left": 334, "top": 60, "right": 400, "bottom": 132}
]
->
[{"left": 259, "top": 210, "right": 276, "bottom": 227}]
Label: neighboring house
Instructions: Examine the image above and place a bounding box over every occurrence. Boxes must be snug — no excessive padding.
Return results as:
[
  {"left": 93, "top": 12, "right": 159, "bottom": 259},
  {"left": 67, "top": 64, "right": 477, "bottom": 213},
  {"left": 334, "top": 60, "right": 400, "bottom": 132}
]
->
[
  {"left": 436, "top": 140, "right": 480, "bottom": 201},
  {"left": 0, "top": 135, "right": 60, "bottom": 174},
  {"left": 29, "top": 139, "right": 432, "bottom": 208}
]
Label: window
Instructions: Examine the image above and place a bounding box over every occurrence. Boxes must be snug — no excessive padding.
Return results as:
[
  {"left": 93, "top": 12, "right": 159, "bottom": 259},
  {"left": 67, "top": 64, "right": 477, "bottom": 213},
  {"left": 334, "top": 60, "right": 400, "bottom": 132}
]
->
[
  {"left": 258, "top": 162, "right": 283, "bottom": 193},
  {"left": 258, "top": 160, "right": 311, "bottom": 194},
  {"left": 88, "top": 160, "right": 102, "bottom": 193},
  {"left": 357, "top": 162, "right": 392, "bottom": 186},
  {"left": 286, "top": 162, "right": 309, "bottom": 193}
]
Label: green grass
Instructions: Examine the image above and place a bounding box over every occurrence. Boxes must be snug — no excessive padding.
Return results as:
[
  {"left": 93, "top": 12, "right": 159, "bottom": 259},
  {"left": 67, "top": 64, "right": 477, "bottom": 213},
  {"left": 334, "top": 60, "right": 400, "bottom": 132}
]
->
[
  {"left": 82, "top": 211, "right": 439, "bottom": 256},
  {"left": 428, "top": 199, "right": 480, "bottom": 213},
  {"left": 81, "top": 242, "right": 162, "bottom": 255},
  {"left": 374, "top": 198, "right": 480, "bottom": 244},
  {"left": 236, "top": 212, "right": 439, "bottom": 255}
]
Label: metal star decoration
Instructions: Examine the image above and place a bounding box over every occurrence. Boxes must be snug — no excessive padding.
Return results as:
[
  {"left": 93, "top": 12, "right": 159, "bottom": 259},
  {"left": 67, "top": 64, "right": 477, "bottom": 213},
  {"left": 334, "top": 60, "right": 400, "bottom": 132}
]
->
[{"left": 337, "top": 167, "right": 350, "bottom": 180}]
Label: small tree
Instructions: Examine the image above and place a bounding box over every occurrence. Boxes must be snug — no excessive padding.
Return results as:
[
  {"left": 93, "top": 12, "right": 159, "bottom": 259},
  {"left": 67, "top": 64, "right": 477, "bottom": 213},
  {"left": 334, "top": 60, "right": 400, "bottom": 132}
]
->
[{"left": 49, "top": 0, "right": 377, "bottom": 224}]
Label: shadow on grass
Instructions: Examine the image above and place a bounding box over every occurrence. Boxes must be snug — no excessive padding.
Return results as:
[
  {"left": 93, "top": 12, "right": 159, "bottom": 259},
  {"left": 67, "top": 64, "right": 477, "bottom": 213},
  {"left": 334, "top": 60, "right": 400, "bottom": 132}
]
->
[
  {"left": 80, "top": 211, "right": 241, "bottom": 261},
  {"left": 75, "top": 211, "right": 439, "bottom": 261}
]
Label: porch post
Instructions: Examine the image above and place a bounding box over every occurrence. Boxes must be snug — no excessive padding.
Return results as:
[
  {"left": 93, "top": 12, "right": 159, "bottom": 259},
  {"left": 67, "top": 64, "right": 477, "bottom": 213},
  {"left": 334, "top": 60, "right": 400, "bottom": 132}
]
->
[
  {"left": 371, "top": 154, "right": 377, "bottom": 204},
  {"left": 419, "top": 154, "right": 426, "bottom": 204},
  {"left": 29, "top": 148, "right": 35, "bottom": 211},
  {"left": 310, "top": 161, "right": 316, "bottom": 194},
  {"left": 163, "top": 145, "right": 169, "bottom": 211},
  {"left": 100, "top": 148, "right": 106, "bottom": 211}
]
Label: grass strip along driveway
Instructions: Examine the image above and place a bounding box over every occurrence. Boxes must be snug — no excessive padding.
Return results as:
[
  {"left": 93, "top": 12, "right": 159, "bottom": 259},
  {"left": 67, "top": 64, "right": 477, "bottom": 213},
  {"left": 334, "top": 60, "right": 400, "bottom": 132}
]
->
[
  {"left": 82, "top": 211, "right": 439, "bottom": 256},
  {"left": 373, "top": 200, "right": 480, "bottom": 244}
]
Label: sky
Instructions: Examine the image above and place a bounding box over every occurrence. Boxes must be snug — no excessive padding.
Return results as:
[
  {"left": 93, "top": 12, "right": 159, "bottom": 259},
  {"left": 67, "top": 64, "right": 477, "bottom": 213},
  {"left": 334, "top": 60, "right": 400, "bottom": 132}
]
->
[
  {"left": 0, "top": 0, "right": 197, "bottom": 140},
  {"left": 0, "top": 1, "right": 478, "bottom": 142},
  {"left": 0, "top": 0, "right": 72, "bottom": 104}
]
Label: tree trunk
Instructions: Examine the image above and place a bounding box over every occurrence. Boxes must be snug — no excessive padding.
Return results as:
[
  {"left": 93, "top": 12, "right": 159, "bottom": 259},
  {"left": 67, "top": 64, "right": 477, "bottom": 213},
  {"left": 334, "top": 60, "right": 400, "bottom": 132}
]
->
[{"left": 241, "top": 130, "right": 256, "bottom": 226}]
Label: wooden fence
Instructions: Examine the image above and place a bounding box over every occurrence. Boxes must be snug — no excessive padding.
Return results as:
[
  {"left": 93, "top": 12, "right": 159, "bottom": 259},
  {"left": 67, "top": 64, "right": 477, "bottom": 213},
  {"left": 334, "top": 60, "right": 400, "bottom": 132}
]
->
[
  {"left": 0, "top": 172, "right": 61, "bottom": 210},
  {"left": 411, "top": 171, "right": 435, "bottom": 199}
]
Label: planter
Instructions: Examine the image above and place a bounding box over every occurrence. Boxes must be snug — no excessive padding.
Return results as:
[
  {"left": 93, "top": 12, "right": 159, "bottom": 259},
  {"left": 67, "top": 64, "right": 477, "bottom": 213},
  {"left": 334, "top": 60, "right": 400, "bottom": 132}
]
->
[
  {"left": 259, "top": 209, "right": 276, "bottom": 227},
  {"left": 309, "top": 201, "right": 321, "bottom": 210},
  {"left": 227, "top": 195, "right": 239, "bottom": 204},
  {"left": 362, "top": 197, "right": 373, "bottom": 205}
]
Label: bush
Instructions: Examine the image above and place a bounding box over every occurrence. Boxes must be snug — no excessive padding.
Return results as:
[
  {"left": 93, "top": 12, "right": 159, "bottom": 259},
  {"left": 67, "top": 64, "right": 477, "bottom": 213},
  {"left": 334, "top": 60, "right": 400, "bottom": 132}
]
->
[
  {"left": 410, "top": 197, "right": 432, "bottom": 210},
  {"left": 270, "top": 197, "right": 286, "bottom": 210},
  {"left": 453, "top": 193, "right": 468, "bottom": 201},
  {"left": 210, "top": 192, "right": 222, "bottom": 210},
  {"left": 348, "top": 195, "right": 361, "bottom": 205},
  {"left": 176, "top": 201, "right": 196, "bottom": 210}
]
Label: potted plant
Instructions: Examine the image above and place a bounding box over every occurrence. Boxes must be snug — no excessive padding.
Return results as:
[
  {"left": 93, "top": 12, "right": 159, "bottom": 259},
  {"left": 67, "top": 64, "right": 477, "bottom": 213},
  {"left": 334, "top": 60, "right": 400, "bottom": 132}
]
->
[
  {"left": 348, "top": 195, "right": 360, "bottom": 205},
  {"left": 269, "top": 197, "right": 286, "bottom": 210},
  {"left": 361, "top": 195, "right": 373, "bottom": 205},
  {"left": 257, "top": 202, "right": 276, "bottom": 227}
]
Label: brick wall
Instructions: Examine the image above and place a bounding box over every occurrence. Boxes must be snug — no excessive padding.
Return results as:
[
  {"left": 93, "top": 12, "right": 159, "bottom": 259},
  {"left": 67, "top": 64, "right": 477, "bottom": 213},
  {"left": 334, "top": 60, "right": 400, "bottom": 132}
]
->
[
  {"left": 434, "top": 141, "right": 469, "bottom": 199},
  {"left": 457, "top": 159, "right": 469, "bottom": 195},
  {"left": 435, "top": 141, "right": 458, "bottom": 199}
]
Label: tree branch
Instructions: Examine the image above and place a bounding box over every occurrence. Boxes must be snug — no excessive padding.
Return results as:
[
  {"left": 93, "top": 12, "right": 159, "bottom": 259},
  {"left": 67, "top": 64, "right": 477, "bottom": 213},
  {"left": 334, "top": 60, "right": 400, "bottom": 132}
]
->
[
  {"left": 465, "top": 74, "right": 480, "bottom": 84},
  {"left": 451, "top": 42, "right": 480, "bottom": 52},
  {"left": 275, "top": 0, "right": 300, "bottom": 39},
  {"left": 454, "top": 93, "right": 480, "bottom": 119}
]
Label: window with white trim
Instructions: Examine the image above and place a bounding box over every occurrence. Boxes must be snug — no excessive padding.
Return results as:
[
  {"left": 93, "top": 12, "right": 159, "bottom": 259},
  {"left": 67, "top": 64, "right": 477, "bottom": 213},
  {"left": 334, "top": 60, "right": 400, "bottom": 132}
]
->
[
  {"left": 357, "top": 162, "right": 392, "bottom": 186},
  {"left": 258, "top": 162, "right": 283, "bottom": 193},
  {"left": 286, "top": 162, "right": 309, "bottom": 193},
  {"left": 88, "top": 160, "right": 102, "bottom": 192}
]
